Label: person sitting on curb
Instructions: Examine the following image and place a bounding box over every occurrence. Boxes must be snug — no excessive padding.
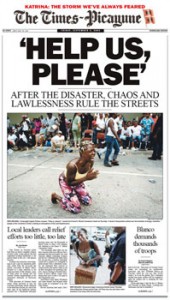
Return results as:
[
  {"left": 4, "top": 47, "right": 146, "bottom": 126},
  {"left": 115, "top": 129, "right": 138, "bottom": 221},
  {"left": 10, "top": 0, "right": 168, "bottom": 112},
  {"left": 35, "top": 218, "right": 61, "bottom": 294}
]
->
[
  {"left": 51, "top": 130, "right": 65, "bottom": 152},
  {"left": 130, "top": 121, "right": 142, "bottom": 150},
  {"left": 34, "top": 123, "right": 47, "bottom": 148}
]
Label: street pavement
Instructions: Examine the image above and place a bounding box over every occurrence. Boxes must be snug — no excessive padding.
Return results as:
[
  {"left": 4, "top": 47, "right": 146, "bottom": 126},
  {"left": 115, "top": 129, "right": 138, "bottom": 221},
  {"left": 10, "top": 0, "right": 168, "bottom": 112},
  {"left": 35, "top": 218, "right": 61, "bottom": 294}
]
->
[{"left": 7, "top": 147, "right": 163, "bottom": 219}]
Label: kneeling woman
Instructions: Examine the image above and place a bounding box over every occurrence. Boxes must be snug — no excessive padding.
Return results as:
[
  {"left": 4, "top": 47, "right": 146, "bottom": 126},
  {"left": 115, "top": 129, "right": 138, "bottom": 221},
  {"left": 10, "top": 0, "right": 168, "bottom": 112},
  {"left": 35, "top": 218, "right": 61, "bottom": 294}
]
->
[{"left": 51, "top": 142, "right": 99, "bottom": 214}]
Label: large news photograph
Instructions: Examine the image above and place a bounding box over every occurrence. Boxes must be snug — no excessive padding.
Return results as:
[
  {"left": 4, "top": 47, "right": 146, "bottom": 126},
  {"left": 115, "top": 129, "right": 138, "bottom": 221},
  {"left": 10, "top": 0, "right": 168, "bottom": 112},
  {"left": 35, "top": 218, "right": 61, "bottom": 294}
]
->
[{"left": 7, "top": 112, "right": 163, "bottom": 219}]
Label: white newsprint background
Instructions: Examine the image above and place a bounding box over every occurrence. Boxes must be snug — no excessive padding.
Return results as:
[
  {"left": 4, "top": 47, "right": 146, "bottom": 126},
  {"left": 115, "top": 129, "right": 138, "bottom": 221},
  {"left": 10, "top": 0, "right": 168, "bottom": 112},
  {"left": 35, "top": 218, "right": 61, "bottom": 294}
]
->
[{"left": 0, "top": 0, "right": 170, "bottom": 299}]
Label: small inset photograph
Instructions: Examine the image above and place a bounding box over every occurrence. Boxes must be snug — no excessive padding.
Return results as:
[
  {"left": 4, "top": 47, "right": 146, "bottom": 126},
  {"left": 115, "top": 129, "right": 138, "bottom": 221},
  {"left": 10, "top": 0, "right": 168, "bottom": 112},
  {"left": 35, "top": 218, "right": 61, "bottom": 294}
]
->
[
  {"left": 70, "top": 226, "right": 126, "bottom": 285},
  {"left": 7, "top": 113, "right": 163, "bottom": 219}
]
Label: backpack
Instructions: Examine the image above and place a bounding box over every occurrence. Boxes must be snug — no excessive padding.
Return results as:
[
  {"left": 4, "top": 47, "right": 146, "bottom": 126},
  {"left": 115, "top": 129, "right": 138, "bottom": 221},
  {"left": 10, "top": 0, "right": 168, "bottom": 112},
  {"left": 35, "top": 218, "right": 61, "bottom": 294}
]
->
[{"left": 75, "top": 240, "right": 103, "bottom": 267}]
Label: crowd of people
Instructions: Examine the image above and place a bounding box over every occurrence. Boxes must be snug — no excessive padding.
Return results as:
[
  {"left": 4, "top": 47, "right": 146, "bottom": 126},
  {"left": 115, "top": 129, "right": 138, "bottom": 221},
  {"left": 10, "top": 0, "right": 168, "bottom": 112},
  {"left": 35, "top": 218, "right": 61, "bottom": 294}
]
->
[
  {"left": 7, "top": 113, "right": 71, "bottom": 152},
  {"left": 96, "top": 112, "right": 163, "bottom": 166},
  {"left": 70, "top": 227, "right": 126, "bottom": 285},
  {"left": 7, "top": 113, "right": 163, "bottom": 162}
]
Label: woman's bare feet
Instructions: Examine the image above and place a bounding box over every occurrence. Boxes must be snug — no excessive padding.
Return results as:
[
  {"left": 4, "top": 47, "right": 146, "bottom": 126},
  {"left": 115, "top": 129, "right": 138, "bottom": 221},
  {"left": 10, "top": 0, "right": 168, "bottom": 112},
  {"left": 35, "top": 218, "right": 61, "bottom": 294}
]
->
[{"left": 51, "top": 193, "right": 62, "bottom": 204}]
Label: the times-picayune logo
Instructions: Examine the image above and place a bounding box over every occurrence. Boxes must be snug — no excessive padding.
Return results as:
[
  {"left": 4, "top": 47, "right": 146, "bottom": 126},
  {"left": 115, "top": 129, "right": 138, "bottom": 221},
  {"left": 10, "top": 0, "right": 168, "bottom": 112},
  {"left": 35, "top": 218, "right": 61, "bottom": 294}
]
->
[{"left": 13, "top": 9, "right": 155, "bottom": 27}]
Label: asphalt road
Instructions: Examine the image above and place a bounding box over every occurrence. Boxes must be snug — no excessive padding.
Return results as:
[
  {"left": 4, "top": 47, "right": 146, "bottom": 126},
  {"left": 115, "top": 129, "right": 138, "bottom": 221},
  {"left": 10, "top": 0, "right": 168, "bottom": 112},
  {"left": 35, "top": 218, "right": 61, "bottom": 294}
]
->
[{"left": 7, "top": 147, "right": 163, "bottom": 220}]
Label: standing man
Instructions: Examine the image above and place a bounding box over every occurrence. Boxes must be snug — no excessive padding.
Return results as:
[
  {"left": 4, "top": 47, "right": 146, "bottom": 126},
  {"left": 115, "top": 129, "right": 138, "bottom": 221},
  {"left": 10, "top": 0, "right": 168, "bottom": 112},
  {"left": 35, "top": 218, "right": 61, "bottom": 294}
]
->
[
  {"left": 140, "top": 113, "right": 154, "bottom": 146},
  {"left": 106, "top": 227, "right": 126, "bottom": 285},
  {"left": 81, "top": 113, "right": 88, "bottom": 136},
  {"left": 20, "top": 115, "right": 30, "bottom": 140},
  {"left": 104, "top": 113, "right": 121, "bottom": 167},
  {"left": 92, "top": 113, "right": 106, "bottom": 145},
  {"left": 148, "top": 114, "right": 163, "bottom": 160},
  {"left": 46, "top": 113, "right": 59, "bottom": 135}
]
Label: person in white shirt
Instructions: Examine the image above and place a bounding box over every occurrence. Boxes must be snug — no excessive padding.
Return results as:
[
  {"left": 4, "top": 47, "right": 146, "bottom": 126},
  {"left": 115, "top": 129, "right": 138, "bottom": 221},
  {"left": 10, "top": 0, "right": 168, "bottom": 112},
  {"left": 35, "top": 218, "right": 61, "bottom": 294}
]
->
[
  {"left": 104, "top": 113, "right": 121, "bottom": 167},
  {"left": 120, "top": 123, "right": 132, "bottom": 149},
  {"left": 130, "top": 121, "right": 142, "bottom": 150},
  {"left": 115, "top": 114, "right": 124, "bottom": 133},
  {"left": 20, "top": 115, "right": 30, "bottom": 140},
  {"left": 7, "top": 116, "right": 11, "bottom": 129},
  {"left": 92, "top": 113, "right": 105, "bottom": 145},
  {"left": 51, "top": 131, "right": 65, "bottom": 152},
  {"left": 46, "top": 113, "right": 59, "bottom": 134},
  {"left": 7, "top": 129, "right": 17, "bottom": 149},
  {"left": 16, "top": 130, "right": 28, "bottom": 150}
]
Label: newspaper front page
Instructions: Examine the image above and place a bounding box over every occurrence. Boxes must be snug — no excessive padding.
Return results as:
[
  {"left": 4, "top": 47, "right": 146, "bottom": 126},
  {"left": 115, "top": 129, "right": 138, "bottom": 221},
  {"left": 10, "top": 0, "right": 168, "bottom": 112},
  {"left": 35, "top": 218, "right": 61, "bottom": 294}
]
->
[{"left": 1, "top": 0, "right": 169, "bottom": 298}]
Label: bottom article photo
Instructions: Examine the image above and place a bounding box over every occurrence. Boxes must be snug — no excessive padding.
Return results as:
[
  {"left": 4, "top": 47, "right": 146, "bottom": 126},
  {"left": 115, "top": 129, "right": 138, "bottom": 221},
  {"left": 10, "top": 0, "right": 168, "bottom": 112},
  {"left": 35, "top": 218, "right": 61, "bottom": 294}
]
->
[{"left": 70, "top": 226, "right": 126, "bottom": 285}]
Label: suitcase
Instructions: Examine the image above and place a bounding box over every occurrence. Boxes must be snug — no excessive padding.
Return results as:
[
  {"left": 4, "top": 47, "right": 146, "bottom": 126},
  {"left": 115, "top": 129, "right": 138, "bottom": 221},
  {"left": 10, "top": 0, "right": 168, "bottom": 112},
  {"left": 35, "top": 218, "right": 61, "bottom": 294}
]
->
[{"left": 75, "top": 265, "right": 96, "bottom": 284}]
